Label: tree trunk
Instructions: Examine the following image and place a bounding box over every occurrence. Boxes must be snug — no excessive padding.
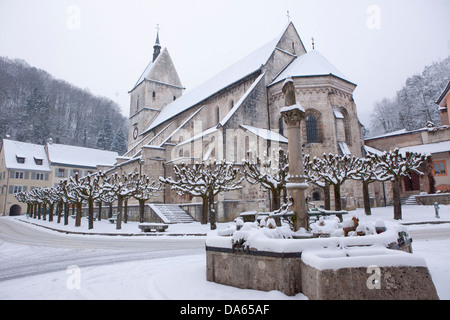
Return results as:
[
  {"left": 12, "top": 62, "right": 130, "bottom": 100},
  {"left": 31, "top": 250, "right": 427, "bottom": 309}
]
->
[
  {"left": 88, "top": 199, "right": 94, "bottom": 230},
  {"left": 108, "top": 202, "right": 113, "bottom": 218},
  {"left": 64, "top": 202, "right": 69, "bottom": 225},
  {"left": 124, "top": 199, "right": 128, "bottom": 224},
  {"left": 271, "top": 188, "right": 281, "bottom": 212},
  {"left": 208, "top": 194, "right": 216, "bottom": 230},
  {"left": 43, "top": 203, "right": 47, "bottom": 220},
  {"left": 48, "top": 203, "right": 54, "bottom": 222},
  {"left": 393, "top": 178, "right": 402, "bottom": 220},
  {"left": 56, "top": 201, "right": 63, "bottom": 223},
  {"left": 116, "top": 195, "right": 123, "bottom": 230},
  {"left": 75, "top": 202, "right": 82, "bottom": 227},
  {"left": 323, "top": 183, "right": 331, "bottom": 210},
  {"left": 37, "top": 203, "right": 41, "bottom": 219},
  {"left": 363, "top": 181, "right": 372, "bottom": 215},
  {"left": 97, "top": 201, "right": 102, "bottom": 221},
  {"left": 139, "top": 199, "right": 146, "bottom": 223},
  {"left": 333, "top": 184, "right": 342, "bottom": 211},
  {"left": 201, "top": 197, "right": 208, "bottom": 225}
]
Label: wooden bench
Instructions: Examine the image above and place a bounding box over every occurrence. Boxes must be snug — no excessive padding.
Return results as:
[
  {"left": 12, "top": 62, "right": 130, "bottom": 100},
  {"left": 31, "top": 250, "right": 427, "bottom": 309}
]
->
[
  {"left": 138, "top": 223, "right": 169, "bottom": 233},
  {"left": 307, "top": 208, "right": 348, "bottom": 223},
  {"left": 85, "top": 213, "right": 98, "bottom": 221},
  {"left": 108, "top": 214, "right": 118, "bottom": 224}
]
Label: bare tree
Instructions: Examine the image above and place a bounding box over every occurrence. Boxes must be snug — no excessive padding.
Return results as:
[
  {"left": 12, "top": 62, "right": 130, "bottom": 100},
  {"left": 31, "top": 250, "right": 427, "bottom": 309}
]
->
[
  {"left": 305, "top": 153, "right": 359, "bottom": 213},
  {"left": 369, "top": 149, "right": 428, "bottom": 220},
  {"left": 242, "top": 148, "right": 288, "bottom": 211},
  {"left": 160, "top": 160, "right": 242, "bottom": 230}
]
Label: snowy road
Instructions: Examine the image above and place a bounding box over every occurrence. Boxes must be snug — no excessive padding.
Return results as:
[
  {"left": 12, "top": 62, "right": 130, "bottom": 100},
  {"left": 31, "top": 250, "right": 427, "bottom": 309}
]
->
[{"left": 0, "top": 218, "right": 205, "bottom": 282}]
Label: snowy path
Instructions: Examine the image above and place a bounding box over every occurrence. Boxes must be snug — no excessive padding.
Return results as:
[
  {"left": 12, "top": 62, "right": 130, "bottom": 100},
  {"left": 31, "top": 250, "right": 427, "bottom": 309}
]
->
[
  {"left": 0, "top": 218, "right": 205, "bottom": 282},
  {"left": 1, "top": 204, "right": 450, "bottom": 300}
]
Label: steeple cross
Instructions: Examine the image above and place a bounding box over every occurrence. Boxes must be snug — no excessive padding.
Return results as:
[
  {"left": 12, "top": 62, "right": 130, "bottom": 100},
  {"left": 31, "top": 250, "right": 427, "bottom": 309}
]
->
[
  {"left": 311, "top": 37, "right": 315, "bottom": 50},
  {"left": 287, "top": 11, "right": 291, "bottom": 23}
]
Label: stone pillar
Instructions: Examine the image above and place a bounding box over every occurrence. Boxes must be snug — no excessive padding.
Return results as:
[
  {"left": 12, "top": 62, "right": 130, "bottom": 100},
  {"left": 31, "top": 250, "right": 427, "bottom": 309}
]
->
[{"left": 281, "top": 78, "right": 309, "bottom": 231}]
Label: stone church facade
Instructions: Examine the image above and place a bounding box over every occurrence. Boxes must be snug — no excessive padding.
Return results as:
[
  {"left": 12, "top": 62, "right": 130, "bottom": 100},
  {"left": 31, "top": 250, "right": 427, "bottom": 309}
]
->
[{"left": 114, "top": 22, "right": 365, "bottom": 222}]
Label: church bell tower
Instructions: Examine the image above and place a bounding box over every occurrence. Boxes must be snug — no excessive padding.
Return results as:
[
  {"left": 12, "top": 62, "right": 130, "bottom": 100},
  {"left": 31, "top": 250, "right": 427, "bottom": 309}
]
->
[{"left": 128, "top": 29, "right": 184, "bottom": 151}]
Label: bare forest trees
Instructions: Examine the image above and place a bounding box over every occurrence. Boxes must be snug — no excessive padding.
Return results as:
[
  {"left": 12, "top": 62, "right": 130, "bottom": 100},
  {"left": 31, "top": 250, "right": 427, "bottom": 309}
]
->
[
  {"left": 369, "top": 55, "right": 450, "bottom": 137},
  {"left": 0, "top": 56, "right": 127, "bottom": 155}
]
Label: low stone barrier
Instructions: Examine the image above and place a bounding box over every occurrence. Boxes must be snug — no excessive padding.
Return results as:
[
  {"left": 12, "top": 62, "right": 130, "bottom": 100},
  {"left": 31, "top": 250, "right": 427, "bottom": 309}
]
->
[
  {"left": 300, "top": 247, "right": 438, "bottom": 300},
  {"left": 416, "top": 193, "right": 450, "bottom": 205},
  {"left": 205, "top": 222, "right": 439, "bottom": 300}
]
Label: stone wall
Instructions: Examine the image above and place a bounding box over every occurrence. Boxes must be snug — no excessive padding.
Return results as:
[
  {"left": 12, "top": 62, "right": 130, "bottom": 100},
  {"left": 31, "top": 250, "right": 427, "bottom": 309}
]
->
[
  {"left": 205, "top": 246, "right": 439, "bottom": 299},
  {"left": 301, "top": 262, "right": 438, "bottom": 300},
  {"left": 206, "top": 247, "right": 302, "bottom": 296},
  {"left": 416, "top": 193, "right": 450, "bottom": 205}
]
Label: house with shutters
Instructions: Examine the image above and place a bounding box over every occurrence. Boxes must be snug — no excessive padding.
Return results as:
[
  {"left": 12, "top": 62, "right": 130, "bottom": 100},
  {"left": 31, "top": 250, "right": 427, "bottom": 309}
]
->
[{"left": 0, "top": 138, "right": 118, "bottom": 216}]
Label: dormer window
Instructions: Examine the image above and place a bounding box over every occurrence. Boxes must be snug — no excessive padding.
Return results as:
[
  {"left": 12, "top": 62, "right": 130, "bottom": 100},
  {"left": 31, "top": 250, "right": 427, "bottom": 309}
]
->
[
  {"left": 16, "top": 155, "right": 25, "bottom": 164},
  {"left": 34, "top": 157, "right": 43, "bottom": 165}
]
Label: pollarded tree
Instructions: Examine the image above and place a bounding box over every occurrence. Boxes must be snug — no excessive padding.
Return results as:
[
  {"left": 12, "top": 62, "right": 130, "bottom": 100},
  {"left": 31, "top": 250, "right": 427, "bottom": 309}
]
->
[
  {"left": 77, "top": 172, "right": 105, "bottom": 230},
  {"left": 59, "top": 174, "right": 85, "bottom": 227},
  {"left": 369, "top": 148, "right": 428, "bottom": 220},
  {"left": 242, "top": 148, "right": 289, "bottom": 211},
  {"left": 350, "top": 157, "right": 391, "bottom": 215},
  {"left": 160, "top": 160, "right": 242, "bottom": 230},
  {"left": 132, "top": 173, "right": 161, "bottom": 223},
  {"left": 105, "top": 172, "right": 138, "bottom": 230},
  {"left": 305, "top": 153, "right": 359, "bottom": 213},
  {"left": 304, "top": 154, "right": 331, "bottom": 210},
  {"left": 41, "top": 187, "right": 61, "bottom": 222},
  {"left": 14, "top": 191, "right": 31, "bottom": 216}
]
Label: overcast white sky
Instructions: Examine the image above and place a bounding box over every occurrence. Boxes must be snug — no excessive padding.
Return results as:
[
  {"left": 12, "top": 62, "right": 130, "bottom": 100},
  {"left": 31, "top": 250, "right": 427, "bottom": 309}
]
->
[{"left": 1, "top": 0, "right": 449, "bottom": 128}]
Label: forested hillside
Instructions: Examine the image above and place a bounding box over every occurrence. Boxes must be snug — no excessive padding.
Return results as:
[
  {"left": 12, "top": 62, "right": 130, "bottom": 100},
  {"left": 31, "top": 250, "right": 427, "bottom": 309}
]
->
[
  {"left": 0, "top": 56, "right": 128, "bottom": 155},
  {"left": 369, "top": 55, "right": 450, "bottom": 137}
]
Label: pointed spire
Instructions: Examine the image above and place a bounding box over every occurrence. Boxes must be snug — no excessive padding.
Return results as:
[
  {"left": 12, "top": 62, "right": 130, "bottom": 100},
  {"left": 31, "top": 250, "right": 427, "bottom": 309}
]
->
[{"left": 153, "top": 24, "right": 161, "bottom": 62}]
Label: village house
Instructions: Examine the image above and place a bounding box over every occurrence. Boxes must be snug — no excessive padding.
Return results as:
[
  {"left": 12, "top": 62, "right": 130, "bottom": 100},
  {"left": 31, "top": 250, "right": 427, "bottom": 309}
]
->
[
  {"left": 365, "top": 80, "right": 450, "bottom": 205},
  {"left": 0, "top": 138, "right": 118, "bottom": 216}
]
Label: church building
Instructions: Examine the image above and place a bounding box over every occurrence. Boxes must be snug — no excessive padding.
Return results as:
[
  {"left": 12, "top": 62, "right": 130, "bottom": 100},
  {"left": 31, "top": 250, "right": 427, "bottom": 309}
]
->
[{"left": 116, "top": 22, "right": 365, "bottom": 222}]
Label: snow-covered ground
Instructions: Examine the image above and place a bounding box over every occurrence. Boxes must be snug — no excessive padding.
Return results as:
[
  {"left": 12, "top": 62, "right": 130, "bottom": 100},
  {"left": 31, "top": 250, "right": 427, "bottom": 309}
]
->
[{"left": 0, "top": 204, "right": 449, "bottom": 300}]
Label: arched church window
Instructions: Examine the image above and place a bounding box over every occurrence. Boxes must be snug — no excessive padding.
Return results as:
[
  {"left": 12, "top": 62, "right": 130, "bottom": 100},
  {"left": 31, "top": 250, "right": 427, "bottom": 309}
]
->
[
  {"left": 229, "top": 99, "right": 235, "bottom": 112},
  {"left": 152, "top": 91, "right": 156, "bottom": 98},
  {"left": 339, "top": 107, "right": 352, "bottom": 146},
  {"left": 306, "top": 114, "right": 318, "bottom": 143},
  {"left": 215, "top": 106, "right": 220, "bottom": 124},
  {"left": 279, "top": 117, "right": 284, "bottom": 136}
]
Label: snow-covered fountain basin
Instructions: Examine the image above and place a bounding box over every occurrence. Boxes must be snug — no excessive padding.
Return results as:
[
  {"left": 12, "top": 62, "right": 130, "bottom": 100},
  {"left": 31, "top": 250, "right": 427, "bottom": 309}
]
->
[{"left": 205, "top": 220, "right": 439, "bottom": 299}]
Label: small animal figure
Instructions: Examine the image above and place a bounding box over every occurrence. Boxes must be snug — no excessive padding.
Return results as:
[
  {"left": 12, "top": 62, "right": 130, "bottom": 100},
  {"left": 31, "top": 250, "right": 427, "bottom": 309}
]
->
[{"left": 343, "top": 216, "right": 359, "bottom": 236}]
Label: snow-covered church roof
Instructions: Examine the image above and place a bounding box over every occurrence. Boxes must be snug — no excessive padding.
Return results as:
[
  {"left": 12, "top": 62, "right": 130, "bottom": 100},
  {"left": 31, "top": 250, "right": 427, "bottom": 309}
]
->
[
  {"left": 272, "top": 50, "right": 354, "bottom": 85},
  {"left": 144, "top": 36, "right": 279, "bottom": 132},
  {"left": 1, "top": 139, "right": 50, "bottom": 171}
]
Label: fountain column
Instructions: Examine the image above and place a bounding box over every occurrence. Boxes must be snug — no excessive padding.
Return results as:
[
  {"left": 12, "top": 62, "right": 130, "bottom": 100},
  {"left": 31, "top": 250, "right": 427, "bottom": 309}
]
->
[{"left": 280, "top": 78, "right": 309, "bottom": 231}]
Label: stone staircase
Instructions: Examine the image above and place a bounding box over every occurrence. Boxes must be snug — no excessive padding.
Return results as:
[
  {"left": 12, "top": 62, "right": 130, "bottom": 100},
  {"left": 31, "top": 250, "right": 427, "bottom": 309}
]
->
[
  {"left": 388, "top": 195, "right": 417, "bottom": 206},
  {"left": 403, "top": 195, "right": 418, "bottom": 205},
  {"left": 149, "top": 204, "right": 195, "bottom": 224}
]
